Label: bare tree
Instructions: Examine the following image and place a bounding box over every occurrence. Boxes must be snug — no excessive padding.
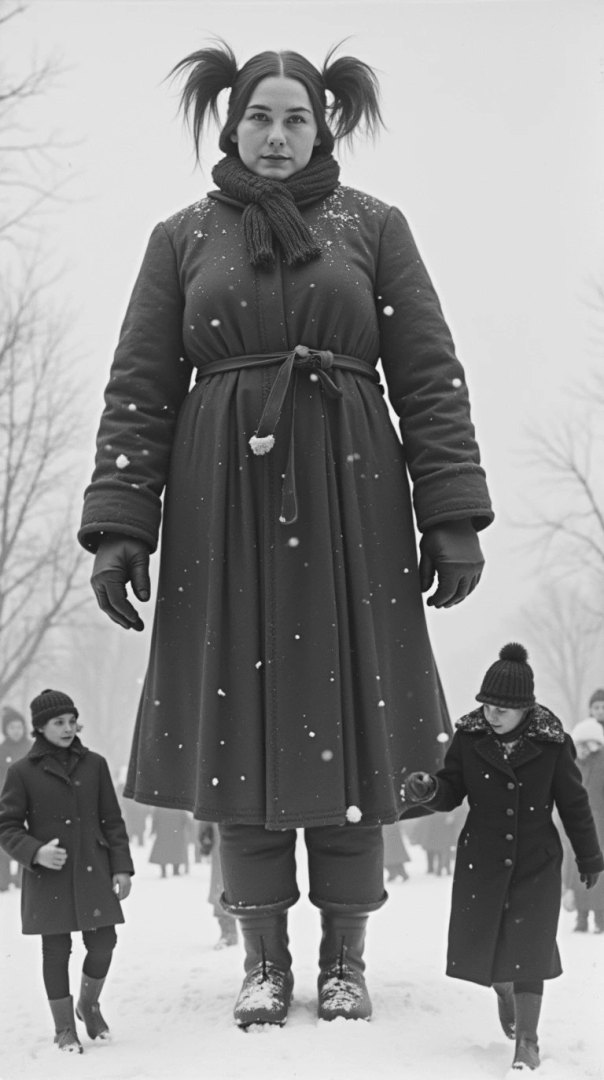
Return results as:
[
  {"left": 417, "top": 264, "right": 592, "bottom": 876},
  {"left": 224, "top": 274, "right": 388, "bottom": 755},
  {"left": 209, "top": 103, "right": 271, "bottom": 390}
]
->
[
  {"left": 0, "top": 2, "right": 88, "bottom": 702},
  {"left": 520, "top": 579, "right": 603, "bottom": 725}
]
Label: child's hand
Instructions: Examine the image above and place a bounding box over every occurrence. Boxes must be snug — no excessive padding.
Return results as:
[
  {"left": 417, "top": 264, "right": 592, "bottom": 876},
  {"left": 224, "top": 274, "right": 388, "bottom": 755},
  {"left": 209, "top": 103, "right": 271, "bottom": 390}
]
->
[
  {"left": 112, "top": 873, "right": 132, "bottom": 900},
  {"left": 581, "top": 871, "right": 600, "bottom": 890},
  {"left": 403, "top": 772, "right": 437, "bottom": 803},
  {"left": 34, "top": 839, "right": 68, "bottom": 870}
]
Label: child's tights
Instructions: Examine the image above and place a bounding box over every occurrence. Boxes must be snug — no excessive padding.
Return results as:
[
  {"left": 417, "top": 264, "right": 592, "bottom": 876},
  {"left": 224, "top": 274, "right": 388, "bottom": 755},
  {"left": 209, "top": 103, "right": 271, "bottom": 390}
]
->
[{"left": 41, "top": 925, "right": 117, "bottom": 999}]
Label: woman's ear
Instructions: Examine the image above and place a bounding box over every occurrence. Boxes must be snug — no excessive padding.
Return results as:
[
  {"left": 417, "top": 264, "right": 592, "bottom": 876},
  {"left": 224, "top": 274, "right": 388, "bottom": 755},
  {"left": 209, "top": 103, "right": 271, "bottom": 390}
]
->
[{"left": 230, "top": 133, "right": 238, "bottom": 143}]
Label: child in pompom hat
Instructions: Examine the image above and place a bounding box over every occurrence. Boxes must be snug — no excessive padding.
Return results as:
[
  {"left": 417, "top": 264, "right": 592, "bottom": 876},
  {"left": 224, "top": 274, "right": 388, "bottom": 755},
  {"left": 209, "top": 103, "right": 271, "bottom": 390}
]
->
[
  {"left": 0, "top": 689, "right": 134, "bottom": 1054},
  {"left": 402, "top": 644, "right": 603, "bottom": 1073}
]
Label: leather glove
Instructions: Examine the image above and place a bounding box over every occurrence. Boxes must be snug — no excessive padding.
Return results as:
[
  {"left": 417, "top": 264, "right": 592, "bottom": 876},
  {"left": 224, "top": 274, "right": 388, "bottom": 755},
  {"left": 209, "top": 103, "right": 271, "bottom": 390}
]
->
[
  {"left": 580, "top": 871, "right": 600, "bottom": 890},
  {"left": 403, "top": 771, "right": 437, "bottom": 804},
  {"left": 419, "top": 519, "right": 485, "bottom": 608},
  {"left": 91, "top": 534, "right": 151, "bottom": 631}
]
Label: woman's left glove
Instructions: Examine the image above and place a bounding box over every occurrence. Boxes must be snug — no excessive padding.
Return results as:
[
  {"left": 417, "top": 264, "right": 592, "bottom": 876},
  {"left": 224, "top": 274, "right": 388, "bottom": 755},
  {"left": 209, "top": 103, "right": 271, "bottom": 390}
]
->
[
  {"left": 580, "top": 871, "right": 600, "bottom": 890},
  {"left": 403, "top": 771, "right": 437, "bottom": 804},
  {"left": 419, "top": 519, "right": 485, "bottom": 608}
]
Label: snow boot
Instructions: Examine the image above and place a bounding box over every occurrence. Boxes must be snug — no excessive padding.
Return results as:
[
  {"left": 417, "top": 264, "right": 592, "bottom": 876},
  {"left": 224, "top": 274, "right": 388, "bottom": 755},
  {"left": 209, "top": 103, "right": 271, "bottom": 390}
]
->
[
  {"left": 317, "top": 909, "right": 372, "bottom": 1021},
  {"left": 512, "top": 992, "right": 541, "bottom": 1071},
  {"left": 232, "top": 909, "right": 294, "bottom": 1026},
  {"left": 75, "top": 974, "right": 110, "bottom": 1039},
  {"left": 593, "top": 910, "right": 604, "bottom": 934},
  {"left": 215, "top": 914, "right": 239, "bottom": 949},
  {"left": 493, "top": 981, "right": 515, "bottom": 1039},
  {"left": 49, "top": 995, "right": 83, "bottom": 1053}
]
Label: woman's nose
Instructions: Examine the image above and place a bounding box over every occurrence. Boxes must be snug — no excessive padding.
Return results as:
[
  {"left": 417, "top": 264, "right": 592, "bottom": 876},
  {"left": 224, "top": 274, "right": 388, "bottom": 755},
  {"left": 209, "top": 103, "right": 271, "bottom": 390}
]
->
[{"left": 268, "top": 125, "right": 286, "bottom": 146}]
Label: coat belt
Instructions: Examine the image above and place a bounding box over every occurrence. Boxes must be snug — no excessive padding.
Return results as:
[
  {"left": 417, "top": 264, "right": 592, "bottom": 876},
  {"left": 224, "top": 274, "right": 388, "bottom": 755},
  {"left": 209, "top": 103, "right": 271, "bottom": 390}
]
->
[{"left": 196, "top": 346, "right": 381, "bottom": 525}]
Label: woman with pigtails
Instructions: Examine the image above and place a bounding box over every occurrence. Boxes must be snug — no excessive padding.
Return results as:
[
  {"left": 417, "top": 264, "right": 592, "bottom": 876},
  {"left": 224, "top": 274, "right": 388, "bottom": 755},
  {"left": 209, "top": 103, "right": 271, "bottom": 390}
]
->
[{"left": 79, "top": 42, "right": 493, "bottom": 1026}]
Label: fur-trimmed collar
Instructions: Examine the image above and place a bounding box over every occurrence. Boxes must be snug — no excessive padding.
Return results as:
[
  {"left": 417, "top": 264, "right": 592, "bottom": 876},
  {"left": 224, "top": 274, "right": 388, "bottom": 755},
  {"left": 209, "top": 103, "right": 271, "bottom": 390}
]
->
[
  {"left": 28, "top": 734, "right": 87, "bottom": 761},
  {"left": 455, "top": 703, "right": 566, "bottom": 744}
]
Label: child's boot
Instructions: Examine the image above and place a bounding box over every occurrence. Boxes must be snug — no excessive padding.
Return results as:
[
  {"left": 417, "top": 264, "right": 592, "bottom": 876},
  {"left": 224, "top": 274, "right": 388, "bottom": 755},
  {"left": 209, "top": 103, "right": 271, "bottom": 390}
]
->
[
  {"left": 49, "top": 995, "right": 83, "bottom": 1053},
  {"left": 512, "top": 992, "right": 541, "bottom": 1071},
  {"left": 492, "top": 981, "right": 515, "bottom": 1039},
  {"left": 229, "top": 902, "right": 294, "bottom": 1026},
  {"left": 317, "top": 906, "right": 373, "bottom": 1021},
  {"left": 76, "top": 974, "right": 110, "bottom": 1039}
]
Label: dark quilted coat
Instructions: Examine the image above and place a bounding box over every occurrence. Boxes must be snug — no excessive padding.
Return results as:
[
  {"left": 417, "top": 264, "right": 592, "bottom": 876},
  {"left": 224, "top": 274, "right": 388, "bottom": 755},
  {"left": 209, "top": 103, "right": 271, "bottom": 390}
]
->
[
  {"left": 79, "top": 183, "right": 493, "bottom": 829},
  {"left": 0, "top": 737, "right": 134, "bottom": 934},
  {"left": 416, "top": 706, "right": 604, "bottom": 985}
]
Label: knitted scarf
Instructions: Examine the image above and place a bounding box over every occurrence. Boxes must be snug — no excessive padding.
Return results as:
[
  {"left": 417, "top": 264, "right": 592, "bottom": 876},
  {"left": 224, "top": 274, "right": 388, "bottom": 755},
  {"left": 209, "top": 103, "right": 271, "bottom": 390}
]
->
[{"left": 211, "top": 153, "right": 340, "bottom": 269}]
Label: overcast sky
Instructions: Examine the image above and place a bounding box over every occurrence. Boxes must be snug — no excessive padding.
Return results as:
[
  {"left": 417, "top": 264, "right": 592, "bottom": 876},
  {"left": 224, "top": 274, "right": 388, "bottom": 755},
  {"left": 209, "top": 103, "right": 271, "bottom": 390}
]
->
[{"left": 7, "top": 0, "right": 604, "bottom": 716}]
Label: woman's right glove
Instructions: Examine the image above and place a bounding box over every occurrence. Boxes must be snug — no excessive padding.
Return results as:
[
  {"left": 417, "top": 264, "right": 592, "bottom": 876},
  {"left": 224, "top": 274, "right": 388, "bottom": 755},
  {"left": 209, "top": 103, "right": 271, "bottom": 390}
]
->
[
  {"left": 403, "top": 771, "right": 438, "bottom": 804},
  {"left": 91, "top": 534, "right": 151, "bottom": 631}
]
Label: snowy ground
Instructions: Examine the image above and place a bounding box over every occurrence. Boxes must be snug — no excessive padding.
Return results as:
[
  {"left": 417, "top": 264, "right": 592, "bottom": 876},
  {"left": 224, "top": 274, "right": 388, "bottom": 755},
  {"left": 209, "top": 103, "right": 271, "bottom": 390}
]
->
[{"left": 0, "top": 839, "right": 602, "bottom": 1080}]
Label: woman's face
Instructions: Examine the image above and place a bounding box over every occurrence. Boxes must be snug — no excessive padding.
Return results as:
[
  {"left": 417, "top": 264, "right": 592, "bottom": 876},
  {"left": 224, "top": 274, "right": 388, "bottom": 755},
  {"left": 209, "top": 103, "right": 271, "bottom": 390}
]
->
[
  {"left": 232, "top": 76, "right": 320, "bottom": 179},
  {"left": 483, "top": 704, "right": 527, "bottom": 735},
  {"left": 41, "top": 712, "right": 78, "bottom": 748}
]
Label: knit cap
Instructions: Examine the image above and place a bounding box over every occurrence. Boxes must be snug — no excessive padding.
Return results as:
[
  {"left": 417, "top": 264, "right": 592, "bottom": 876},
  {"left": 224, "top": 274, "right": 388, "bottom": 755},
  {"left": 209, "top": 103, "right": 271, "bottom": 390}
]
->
[
  {"left": 476, "top": 643, "right": 535, "bottom": 709},
  {"left": 2, "top": 705, "right": 26, "bottom": 736},
  {"left": 572, "top": 718, "right": 604, "bottom": 746},
  {"left": 30, "top": 689, "right": 79, "bottom": 730},
  {"left": 589, "top": 688, "right": 604, "bottom": 707}
]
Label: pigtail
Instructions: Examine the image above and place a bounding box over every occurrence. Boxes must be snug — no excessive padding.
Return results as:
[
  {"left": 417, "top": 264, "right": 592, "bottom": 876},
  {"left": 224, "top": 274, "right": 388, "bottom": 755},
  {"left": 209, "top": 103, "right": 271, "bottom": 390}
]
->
[
  {"left": 322, "top": 43, "right": 384, "bottom": 144},
  {"left": 170, "top": 40, "right": 239, "bottom": 160}
]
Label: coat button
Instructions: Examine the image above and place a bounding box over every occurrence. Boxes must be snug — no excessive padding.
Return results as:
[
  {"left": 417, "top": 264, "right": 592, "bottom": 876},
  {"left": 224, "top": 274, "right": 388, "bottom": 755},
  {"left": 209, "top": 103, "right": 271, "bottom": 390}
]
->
[
  {"left": 506, "top": 808, "right": 514, "bottom": 816},
  {"left": 507, "top": 782, "right": 515, "bottom": 790},
  {"left": 504, "top": 858, "right": 513, "bottom": 867},
  {"left": 505, "top": 834, "right": 514, "bottom": 841}
]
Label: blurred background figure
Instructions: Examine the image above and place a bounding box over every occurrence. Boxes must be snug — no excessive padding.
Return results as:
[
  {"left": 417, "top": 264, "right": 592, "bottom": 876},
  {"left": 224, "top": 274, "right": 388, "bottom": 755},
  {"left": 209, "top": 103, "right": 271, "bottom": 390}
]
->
[
  {"left": 148, "top": 807, "right": 190, "bottom": 878},
  {"left": 564, "top": 719, "right": 604, "bottom": 933},
  {"left": 0, "top": 707, "right": 31, "bottom": 891},
  {"left": 115, "top": 767, "right": 149, "bottom": 847},
  {"left": 198, "top": 822, "right": 239, "bottom": 949},
  {"left": 409, "top": 805, "right": 466, "bottom": 876},
  {"left": 382, "top": 822, "right": 410, "bottom": 883},
  {"left": 586, "top": 689, "right": 604, "bottom": 735}
]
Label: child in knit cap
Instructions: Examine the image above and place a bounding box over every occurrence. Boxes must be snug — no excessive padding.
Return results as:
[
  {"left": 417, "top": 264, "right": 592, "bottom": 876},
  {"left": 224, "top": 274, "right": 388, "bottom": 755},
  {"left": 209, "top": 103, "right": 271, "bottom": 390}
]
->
[
  {"left": 564, "top": 717, "right": 604, "bottom": 933},
  {"left": 403, "top": 643, "right": 603, "bottom": 1073},
  {"left": 0, "top": 689, "right": 134, "bottom": 1054}
]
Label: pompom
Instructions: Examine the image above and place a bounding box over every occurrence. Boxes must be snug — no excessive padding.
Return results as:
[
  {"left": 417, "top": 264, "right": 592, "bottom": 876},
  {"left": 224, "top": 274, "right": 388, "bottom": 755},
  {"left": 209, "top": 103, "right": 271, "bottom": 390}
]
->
[
  {"left": 499, "top": 643, "right": 528, "bottom": 663},
  {"left": 249, "top": 434, "right": 275, "bottom": 455}
]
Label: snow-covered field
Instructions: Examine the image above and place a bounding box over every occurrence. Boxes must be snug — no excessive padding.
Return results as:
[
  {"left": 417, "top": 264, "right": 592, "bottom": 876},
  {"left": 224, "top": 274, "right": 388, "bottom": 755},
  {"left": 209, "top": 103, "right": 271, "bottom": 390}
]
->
[{"left": 0, "top": 838, "right": 602, "bottom": 1080}]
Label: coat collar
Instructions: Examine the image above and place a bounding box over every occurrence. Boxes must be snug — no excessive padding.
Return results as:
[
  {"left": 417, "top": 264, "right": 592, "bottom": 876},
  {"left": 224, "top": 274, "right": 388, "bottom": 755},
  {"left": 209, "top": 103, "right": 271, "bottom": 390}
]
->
[
  {"left": 28, "top": 734, "right": 87, "bottom": 769},
  {"left": 456, "top": 703, "right": 565, "bottom": 775}
]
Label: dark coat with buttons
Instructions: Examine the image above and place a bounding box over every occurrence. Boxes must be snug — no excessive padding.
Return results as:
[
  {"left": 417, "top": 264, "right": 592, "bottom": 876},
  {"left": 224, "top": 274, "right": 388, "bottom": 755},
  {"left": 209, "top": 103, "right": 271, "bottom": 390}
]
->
[
  {"left": 78, "top": 184, "right": 493, "bottom": 829},
  {"left": 0, "top": 736, "right": 134, "bottom": 934},
  {"left": 418, "top": 705, "right": 604, "bottom": 985}
]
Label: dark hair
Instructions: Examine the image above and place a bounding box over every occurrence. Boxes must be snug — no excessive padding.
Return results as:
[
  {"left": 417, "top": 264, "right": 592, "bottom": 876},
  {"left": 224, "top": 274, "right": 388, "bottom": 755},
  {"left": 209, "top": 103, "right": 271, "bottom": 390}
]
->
[{"left": 170, "top": 39, "right": 383, "bottom": 162}]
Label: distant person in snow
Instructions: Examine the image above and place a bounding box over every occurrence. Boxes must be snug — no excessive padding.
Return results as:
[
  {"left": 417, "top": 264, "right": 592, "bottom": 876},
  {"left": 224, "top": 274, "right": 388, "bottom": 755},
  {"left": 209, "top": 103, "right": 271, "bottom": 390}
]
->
[
  {"left": 403, "top": 644, "right": 603, "bottom": 1072},
  {"left": 563, "top": 718, "right": 604, "bottom": 934},
  {"left": 0, "top": 706, "right": 30, "bottom": 891},
  {"left": 0, "top": 690, "right": 134, "bottom": 1055},
  {"left": 79, "top": 41, "right": 493, "bottom": 1027}
]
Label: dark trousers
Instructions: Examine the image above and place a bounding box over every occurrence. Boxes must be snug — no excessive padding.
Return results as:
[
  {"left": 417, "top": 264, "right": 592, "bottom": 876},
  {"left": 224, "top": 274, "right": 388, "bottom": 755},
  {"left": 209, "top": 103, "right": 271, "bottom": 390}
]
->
[
  {"left": 218, "top": 823, "right": 386, "bottom": 909},
  {"left": 41, "top": 925, "right": 117, "bottom": 1000}
]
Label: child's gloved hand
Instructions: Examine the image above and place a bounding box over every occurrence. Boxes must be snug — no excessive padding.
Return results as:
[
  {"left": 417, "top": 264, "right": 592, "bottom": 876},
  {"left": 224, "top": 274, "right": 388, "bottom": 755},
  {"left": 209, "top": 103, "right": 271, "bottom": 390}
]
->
[
  {"left": 34, "top": 838, "right": 68, "bottom": 870},
  {"left": 403, "top": 772, "right": 437, "bottom": 803},
  {"left": 112, "top": 873, "right": 132, "bottom": 900},
  {"left": 580, "top": 871, "right": 600, "bottom": 890}
]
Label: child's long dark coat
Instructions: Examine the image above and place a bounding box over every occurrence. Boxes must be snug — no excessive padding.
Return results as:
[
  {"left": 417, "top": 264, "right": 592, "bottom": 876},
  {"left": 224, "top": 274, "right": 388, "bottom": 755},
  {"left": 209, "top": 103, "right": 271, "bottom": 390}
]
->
[
  {"left": 420, "top": 706, "right": 603, "bottom": 986},
  {"left": 0, "top": 737, "right": 134, "bottom": 935}
]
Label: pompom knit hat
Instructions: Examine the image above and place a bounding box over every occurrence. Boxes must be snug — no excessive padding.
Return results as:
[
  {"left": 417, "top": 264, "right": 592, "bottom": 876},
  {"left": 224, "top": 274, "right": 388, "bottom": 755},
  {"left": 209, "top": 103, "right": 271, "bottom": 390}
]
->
[
  {"left": 572, "top": 718, "right": 604, "bottom": 746},
  {"left": 30, "top": 689, "right": 79, "bottom": 730},
  {"left": 476, "top": 643, "right": 536, "bottom": 709},
  {"left": 589, "top": 688, "right": 604, "bottom": 707}
]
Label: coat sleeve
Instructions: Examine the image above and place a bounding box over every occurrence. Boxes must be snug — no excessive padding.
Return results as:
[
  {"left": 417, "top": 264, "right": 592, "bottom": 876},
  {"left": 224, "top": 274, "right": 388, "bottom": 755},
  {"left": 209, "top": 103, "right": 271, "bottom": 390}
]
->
[
  {"left": 375, "top": 207, "right": 493, "bottom": 533},
  {"left": 98, "top": 757, "right": 135, "bottom": 876},
  {"left": 78, "top": 223, "right": 194, "bottom": 553},
  {"left": 553, "top": 736, "right": 604, "bottom": 875},
  {"left": 0, "top": 765, "right": 44, "bottom": 870}
]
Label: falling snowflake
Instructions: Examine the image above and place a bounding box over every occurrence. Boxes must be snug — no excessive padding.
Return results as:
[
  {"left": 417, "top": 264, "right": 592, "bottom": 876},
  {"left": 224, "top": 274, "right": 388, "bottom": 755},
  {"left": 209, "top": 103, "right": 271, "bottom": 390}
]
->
[
  {"left": 346, "top": 805, "right": 362, "bottom": 823},
  {"left": 383, "top": 305, "right": 394, "bottom": 316},
  {"left": 436, "top": 732, "right": 450, "bottom": 743},
  {"left": 116, "top": 454, "right": 130, "bottom": 469},
  {"left": 321, "top": 750, "right": 333, "bottom": 762},
  {"left": 451, "top": 377, "right": 462, "bottom": 388},
  {"left": 287, "top": 537, "right": 300, "bottom": 548},
  {"left": 217, "top": 688, "right": 226, "bottom": 697},
  {"left": 210, "top": 319, "right": 221, "bottom": 327}
]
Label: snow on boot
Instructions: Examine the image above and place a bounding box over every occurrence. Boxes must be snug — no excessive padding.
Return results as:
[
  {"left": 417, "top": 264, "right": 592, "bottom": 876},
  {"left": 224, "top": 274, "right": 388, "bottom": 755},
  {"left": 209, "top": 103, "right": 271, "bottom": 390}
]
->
[
  {"left": 233, "top": 910, "right": 293, "bottom": 1026},
  {"left": 493, "top": 982, "right": 516, "bottom": 1039},
  {"left": 76, "top": 974, "right": 110, "bottom": 1039},
  {"left": 317, "top": 910, "right": 372, "bottom": 1021},
  {"left": 49, "top": 995, "right": 83, "bottom": 1054},
  {"left": 511, "top": 992, "right": 541, "bottom": 1071}
]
